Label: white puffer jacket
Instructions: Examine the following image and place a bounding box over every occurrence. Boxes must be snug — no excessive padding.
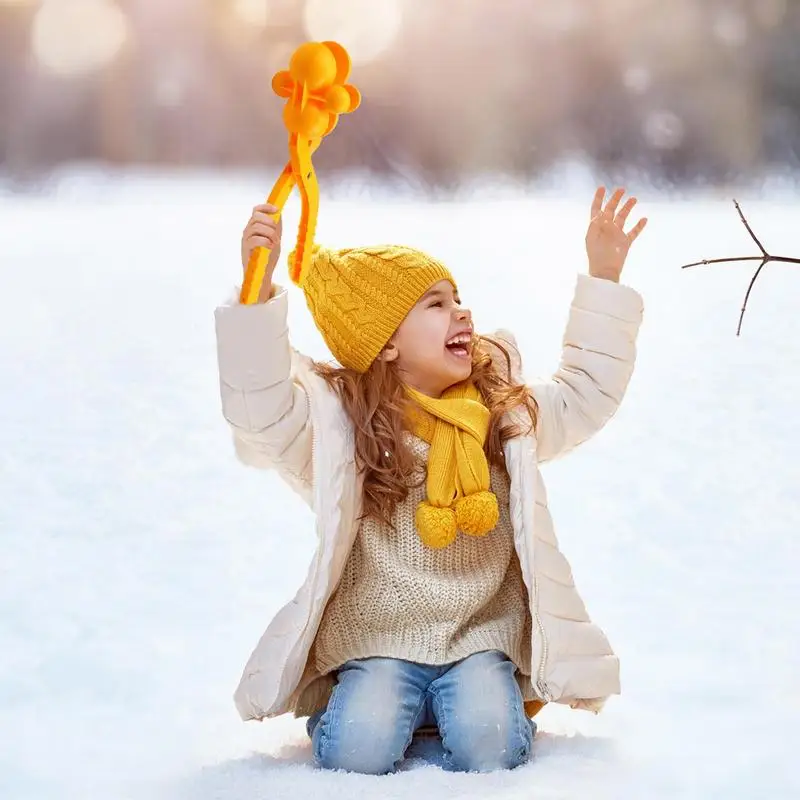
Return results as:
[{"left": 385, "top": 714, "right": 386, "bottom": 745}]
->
[{"left": 214, "top": 274, "right": 644, "bottom": 721}]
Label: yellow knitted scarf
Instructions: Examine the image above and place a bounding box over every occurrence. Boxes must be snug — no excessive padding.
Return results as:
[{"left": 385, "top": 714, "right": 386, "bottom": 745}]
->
[{"left": 405, "top": 383, "right": 499, "bottom": 549}]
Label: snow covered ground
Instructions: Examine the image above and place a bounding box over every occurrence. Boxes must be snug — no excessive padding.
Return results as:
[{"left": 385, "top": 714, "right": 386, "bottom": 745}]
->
[{"left": 1, "top": 170, "right": 798, "bottom": 799}]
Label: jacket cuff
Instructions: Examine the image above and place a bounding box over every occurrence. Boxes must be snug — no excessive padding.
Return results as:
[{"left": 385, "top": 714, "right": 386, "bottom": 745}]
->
[
  {"left": 573, "top": 274, "right": 644, "bottom": 324},
  {"left": 214, "top": 286, "right": 290, "bottom": 391}
]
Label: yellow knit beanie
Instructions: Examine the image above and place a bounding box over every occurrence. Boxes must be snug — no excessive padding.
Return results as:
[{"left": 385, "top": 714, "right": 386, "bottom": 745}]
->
[{"left": 288, "top": 243, "right": 455, "bottom": 372}]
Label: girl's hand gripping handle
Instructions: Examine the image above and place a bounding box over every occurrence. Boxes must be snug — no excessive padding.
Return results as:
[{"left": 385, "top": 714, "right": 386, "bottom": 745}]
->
[{"left": 241, "top": 203, "right": 283, "bottom": 304}]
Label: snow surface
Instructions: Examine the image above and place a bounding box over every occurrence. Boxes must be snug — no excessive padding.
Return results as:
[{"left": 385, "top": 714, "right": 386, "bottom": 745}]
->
[{"left": 1, "top": 171, "right": 798, "bottom": 799}]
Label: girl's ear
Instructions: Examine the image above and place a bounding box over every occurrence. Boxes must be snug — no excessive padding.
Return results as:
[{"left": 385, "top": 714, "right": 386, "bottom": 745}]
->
[{"left": 379, "top": 342, "right": 399, "bottom": 363}]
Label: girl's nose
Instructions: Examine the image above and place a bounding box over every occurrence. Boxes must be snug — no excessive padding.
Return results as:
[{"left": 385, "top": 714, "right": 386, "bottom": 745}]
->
[{"left": 455, "top": 306, "right": 472, "bottom": 324}]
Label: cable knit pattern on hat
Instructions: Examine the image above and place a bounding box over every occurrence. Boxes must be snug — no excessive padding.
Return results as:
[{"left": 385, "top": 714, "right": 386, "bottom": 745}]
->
[
  {"left": 311, "top": 435, "right": 534, "bottom": 688},
  {"left": 288, "top": 244, "right": 455, "bottom": 372}
]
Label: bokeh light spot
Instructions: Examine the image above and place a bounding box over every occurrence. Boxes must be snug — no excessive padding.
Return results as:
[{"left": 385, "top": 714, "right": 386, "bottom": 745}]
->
[
  {"left": 32, "top": 0, "right": 128, "bottom": 77},
  {"left": 302, "top": 0, "right": 402, "bottom": 66}
]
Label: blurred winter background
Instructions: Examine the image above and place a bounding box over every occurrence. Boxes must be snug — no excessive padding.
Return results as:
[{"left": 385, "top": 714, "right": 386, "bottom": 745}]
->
[
  {"left": 1, "top": 0, "right": 799, "bottom": 188},
  {"left": 2, "top": 3, "right": 800, "bottom": 800}
]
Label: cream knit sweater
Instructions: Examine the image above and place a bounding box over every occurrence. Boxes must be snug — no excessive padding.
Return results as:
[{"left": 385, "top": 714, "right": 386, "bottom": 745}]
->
[{"left": 309, "top": 435, "right": 534, "bottom": 696}]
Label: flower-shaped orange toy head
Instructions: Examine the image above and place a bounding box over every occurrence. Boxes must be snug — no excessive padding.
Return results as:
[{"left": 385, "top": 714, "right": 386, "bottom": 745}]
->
[{"left": 272, "top": 41, "right": 361, "bottom": 140}]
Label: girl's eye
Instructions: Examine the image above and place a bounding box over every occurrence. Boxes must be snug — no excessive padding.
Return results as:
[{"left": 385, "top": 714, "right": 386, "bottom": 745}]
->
[{"left": 429, "top": 301, "right": 443, "bottom": 308}]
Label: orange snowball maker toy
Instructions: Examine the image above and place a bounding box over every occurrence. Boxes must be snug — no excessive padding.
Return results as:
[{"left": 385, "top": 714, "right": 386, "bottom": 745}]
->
[{"left": 239, "top": 41, "right": 361, "bottom": 305}]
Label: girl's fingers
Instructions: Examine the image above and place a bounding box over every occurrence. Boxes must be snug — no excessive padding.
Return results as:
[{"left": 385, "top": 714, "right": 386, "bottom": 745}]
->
[
  {"left": 252, "top": 203, "right": 279, "bottom": 215},
  {"left": 247, "top": 234, "right": 276, "bottom": 250},
  {"left": 248, "top": 211, "right": 279, "bottom": 229},
  {"left": 615, "top": 197, "right": 637, "bottom": 227},
  {"left": 248, "top": 221, "right": 280, "bottom": 238},
  {"left": 590, "top": 187, "right": 605, "bottom": 220},
  {"left": 626, "top": 217, "right": 648, "bottom": 242},
  {"left": 604, "top": 187, "right": 625, "bottom": 216}
]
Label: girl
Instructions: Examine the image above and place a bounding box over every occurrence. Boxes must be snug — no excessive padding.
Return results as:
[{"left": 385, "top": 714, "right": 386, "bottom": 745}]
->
[{"left": 214, "top": 187, "right": 647, "bottom": 774}]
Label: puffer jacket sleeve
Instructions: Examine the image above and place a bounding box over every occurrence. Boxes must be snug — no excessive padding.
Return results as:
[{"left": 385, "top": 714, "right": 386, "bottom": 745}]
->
[
  {"left": 529, "top": 273, "right": 644, "bottom": 463},
  {"left": 214, "top": 285, "right": 313, "bottom": 488}
]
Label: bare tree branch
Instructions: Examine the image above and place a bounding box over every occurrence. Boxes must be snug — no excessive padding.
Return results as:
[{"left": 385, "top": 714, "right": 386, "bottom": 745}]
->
[
  {"left": 733, "top": 200, "right": 768, "bottom": 257},
  {"left": 737, "top": 257, "right": 768, "bottom": 336},
  {"left": 680, "top": 200, "right": 800, "bottom": 335}
]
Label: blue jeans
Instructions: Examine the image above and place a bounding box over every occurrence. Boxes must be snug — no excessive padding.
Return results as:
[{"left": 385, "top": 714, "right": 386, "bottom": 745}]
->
[{"left": 306, "top": 650, "right": 536, "bottom": 774}]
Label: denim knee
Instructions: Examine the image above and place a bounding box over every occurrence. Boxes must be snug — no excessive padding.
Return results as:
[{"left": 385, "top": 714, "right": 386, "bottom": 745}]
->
[
  {"left": 429, "top": 651, "right": 534, "bottom": 772},
  {"left": 311, "top": 658, "right": 427, "bottom": 774},
  {"left": 441, "top": 706, "right": 533, "bottom": 772},
  {"left": 312, "top": 704, "right": 410, "bottom": 775}
]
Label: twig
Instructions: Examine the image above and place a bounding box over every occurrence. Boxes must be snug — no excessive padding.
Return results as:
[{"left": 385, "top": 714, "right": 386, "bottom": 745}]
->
[{"left": 680, "top": 200, "right": 800, "bottom": 335}]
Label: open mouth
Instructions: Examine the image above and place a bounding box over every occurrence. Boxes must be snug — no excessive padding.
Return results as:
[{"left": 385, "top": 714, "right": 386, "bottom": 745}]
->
[{"left": 445, "top": 332, "right": 472, "bottom": 359}]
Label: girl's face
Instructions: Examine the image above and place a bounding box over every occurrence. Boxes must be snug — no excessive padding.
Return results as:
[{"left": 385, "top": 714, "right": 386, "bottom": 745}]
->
[{"left": 385, "top": 280, "right": 474, "bottom": 397}]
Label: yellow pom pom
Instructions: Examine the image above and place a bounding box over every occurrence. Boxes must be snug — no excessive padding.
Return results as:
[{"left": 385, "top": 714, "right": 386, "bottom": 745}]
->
[
  {"left": 416, "top": 501, "right": 457, "bottom": 549},
  {"left": 455, "top": 490, "right": 499, "bottom": 537}
]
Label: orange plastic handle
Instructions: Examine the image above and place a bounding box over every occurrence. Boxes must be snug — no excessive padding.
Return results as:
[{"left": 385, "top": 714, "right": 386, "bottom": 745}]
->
[{"left": 240, "top": 41, "right": 360, "bottom": 305}]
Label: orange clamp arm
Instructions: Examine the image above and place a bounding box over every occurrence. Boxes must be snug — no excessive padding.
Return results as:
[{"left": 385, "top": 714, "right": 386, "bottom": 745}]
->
[{"left": 240, "top": 41, "right": 360, "bottom": 305}]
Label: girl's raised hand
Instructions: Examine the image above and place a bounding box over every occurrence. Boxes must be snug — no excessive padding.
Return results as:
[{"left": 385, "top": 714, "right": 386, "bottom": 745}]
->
[
  {"left": 585, "top": 187, "right": 647, "bottom": 282},
  {"left": 241, "top": 203, "right": 283, "bottom": 303}
]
